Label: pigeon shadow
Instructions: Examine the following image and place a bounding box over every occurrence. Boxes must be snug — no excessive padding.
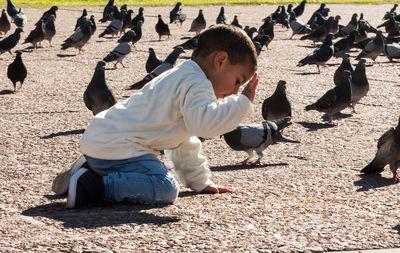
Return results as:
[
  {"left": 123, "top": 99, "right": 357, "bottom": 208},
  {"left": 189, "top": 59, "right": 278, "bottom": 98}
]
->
[
  {"left": 353, "top": 174, "right": 399, "bottom": 192},
  {"left": 326, "top": 63, "right": 340, "bottom": 66},
  {"left": 0, "top": 89, "right": 14, "bottom": 95},
  {"left": 41, "top": 128, "right": 85, "bottom": 139},
  {"left": 144, "top": 39, "right": 165, "bottom": 43},
  {"left": 180, "top": 56, "right": 191, "bottom": 60},
  {"left": 210, "top": 163, "right": 288, "bottom": 172},
  {"left": 393, "top": 225, "right": 400, "bottom": 235},
  {"left": 178, "top": 190, "right": 198, "bottom": 198},
  {"left": 180, "top": 36, "right": 192, "bottom": 40},
  {"left": 295, "top": 72, "right": 320, "bottom": 75},
  {"left": 21, "top": 202, "right": 180, "bottom": 229},
  {"left": 57, "top": 53, "right": 77, "bottom": 58},
  {"left": 296, "top": 44, "right": 318, "bottom": 49},
  {"left": 322, "top": 112, "right": 352, "bottom": 121},
  {"left": 94, "top": 40, "right": 111, "bottom": 43},
  {"left": 297, "top": 121, "right": 336, "bottom": 131}
]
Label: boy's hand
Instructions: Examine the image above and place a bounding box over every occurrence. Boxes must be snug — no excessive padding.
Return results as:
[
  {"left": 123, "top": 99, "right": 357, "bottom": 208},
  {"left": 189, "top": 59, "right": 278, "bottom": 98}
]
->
[
  {"left": 241, "top": 72, "right": 259, "bottom": 103},
  {"left": 201, "top": 184, "right": 235, "bottom": 194}
]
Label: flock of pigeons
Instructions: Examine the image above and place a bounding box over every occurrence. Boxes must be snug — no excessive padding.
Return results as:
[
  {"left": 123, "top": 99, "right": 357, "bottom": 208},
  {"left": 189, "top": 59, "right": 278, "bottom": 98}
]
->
[{"left": 0, "top": 0, "right": 399, "bottom": 180}]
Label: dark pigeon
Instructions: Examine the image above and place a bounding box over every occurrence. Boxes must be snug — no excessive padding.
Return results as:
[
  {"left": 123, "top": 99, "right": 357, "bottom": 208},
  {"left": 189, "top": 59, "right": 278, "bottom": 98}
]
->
[
  {"left": 0, "top": 27, "right": 23, "bottom": 56},
  {"left": 35, "top": 6, "right": 57, "bottom": 25},
  {"left": 61, "top": 21, "right": 92, "bottom": 54},
  {"left": 99, "top": 0, "right": 114, "bottom": 23},
  {"left": 170, "top": 2, "right": 186, "bottom": 26},
  {"left": 270, "top": 6, "right": 281, "bottom": 22},
  {"left": 6, "top": 0, "right": 18, "bottom": 19},
  {"left": 223, "top": 117, "right": 299, "bottom": 165},
  {"left": 382, "top": 4, "right": 398, "bottom": 20},
  {"left": 130, "top": 20, "right": 143, "bottom": 45},
  {"left": 0, "top": 9, "right": 11, "bottom": 35},
  {"left": 131, "top": 7, "right": 144, "bottom": 27},
  {"left": 83, "top": 61, "right": 117, "bottom": 116},
  {"left": 245, "top": 26, "right": 258, "bottom": 39},
  {"left": 293, "top": 0, "right": 307, "bottom": 17},
  {"left": 354, "top": 21, "right": 368, "bottom": 44},
  {"left": 306, "top": 3, "right": 329, "bottom": 26},
  {"left": 333, "top": 30, "right": 356, "bottom": 58},
  {"left": 298, "top": 33, "right": 334, "bottom": 73},
  {"left": 253, "top": 41, "right": 262, "bottom": 56},
  {"left": 258, "top": 16, "right": 274, "bottom": 41},
  {"left": 13, "top": 8, "right": 26, "bottom": 28},
  {"left": 174, "top": 34, "right": 199, "bottom": 50},
  {"left": 305, "top": 70, "right": 352, "bottom": 123},
  {"left": 189, "top": 9, "right": 206, "bottom": 34},
  {"left": 300, "top": 16, "right": 332, "bottom": 47},
  {"left": 43, "top": 14, "right": 56, "bottom": 47},
  {"left": 99, "top": 7, "right": 124, "bottom": 38},
  {"left": 361, "top": 116, "right": 400, "bottom": 180},
  {"left": 23, "top": 19, "right": 45, "bottom": 48},
  {"left": 334, "top": 54, "right": 353, "bottom": 86},
  {"left": 252, "top": 33, "right": 271, "bottom": 50},
  {"left": 7, "top": 50, "right": 27, "bottom": 92},
  {"left": 231, "top": 15, "right": 243, "bottom": 29},
  {"left": 89, "top": 15, "right": 96, "bottom": 35},
  {"left": 335, "top": 13, "right": 358, "bottom": 38},
  {"left": 146, "top": 48, "right": 162, "bottom": 73},
  {"left": 155, "top": 14, "right": 171, "bottom": 40},
  {"left": 74, "top": 9, "right": 88, "bottom": 31},
  {"left": 103, "top": 30, "right": 134, "bottom": 69},
  {"left": 350, "top": 58, "right": 369, "bottom": 113},
  {"left": 121, "top": 9, "right": 133, "bottom": 34},
  {"left": 262, "top": 80, "right": 292, "bottom": 121},
  {"left": 128, "top": 46, "right": 185, "bottom": 90},
  {"left": 358, "top": 13, "right": 377, "bottom": 34},
  {"left": 276, "top": 5, "right": 289, "bottom": 29},
  {"left": 216, "top": 6, "right": 228, "bottom": 24}
]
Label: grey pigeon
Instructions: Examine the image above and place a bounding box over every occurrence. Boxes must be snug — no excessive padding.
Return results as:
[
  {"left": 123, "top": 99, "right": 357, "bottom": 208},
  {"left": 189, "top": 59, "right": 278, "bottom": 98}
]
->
[
  {"left": 6, "top": 0, "right": 18, "bottom": 19},
  {"left": 189, "top": 9, "right": 206, "bottom": 34},
  {"left": 13, "top": 8, "right": 27, "bottom": 28},
  {"left": 61, "top": 21, "right": 92, "bottom": 54},
  {"left": 74, "top": 9, "right": 88, "bottom": 31},
  {"left": 262, "top": 80, "right": 292, "bottom": 121},
  {"left": 0, "top": 27, "right": 22, "bottom": 56},
  {"left": 129, "top": 46, "right": 185, "bottom": 90},
  {"left": 174, "top": 34, "right": 199, "bottom": 50},
  {"left": 23, "top": 19, "right": 45, "bottom": 48},
  {"left": 131, "top": 7, "right": 144, "bottom": 27},
  {"left": 43, "top": 14, "right": 56, "bottom": 47},
  {"left": 293, "top": 0, "right": 307, "bottom": 17},
  {"left": 103, "top": 30, "right": 134, "bottom": 69},
  {"left": 35, "top": 6, "right": 57, "bottom": 25},
  {"left": 223, "top": 117, "right": 300, "bottom": 165},
  {"left": 216, "top": 6, "right": 227, "bottom": 24},
  {"left": 382, "top": 4, "right": 398, "bottom": 20},
  {"left": 383, "top": 43, "right": 400, "bottom": 62},
  {"left": 84, "top": 61, "right": 117, "bottom": 116},
  {"left": 7, "top": 50, "right": 26, "bottom": 92},
  {"left": 99, "top": 0, "right": 114, "bottom": 23},
  {"left": 329, "top": 15, "right": 341, "bottom": 35},
  {"left": 146, "top": 48, "right": 162, "bottom": 73},
  {"left": 335, "top": 13, "right": 358, "bottom": 38},
  {"left": 289, "top": 11, "right": 311, "bottom": 39},
  {"left": 231, "top": 15, "right": 243, "bottom": 29},
  {"left": 358, "top": 13, "right": 377, "bottom": 34},
  {"left": 298, "top": 33, "right": 334, "bottom": 73},
  {"left": 355, "top": 31, "right": 384, "bottom": 62},
  {"left": 305, "top": 70, "right": 352, "bottom": 123},
  {"left": 361, "top": 116, "right": 400, "bottom": 180},
  {"left": 276, "top": 6, "right": 289, "bottom": 29},
  {"left": 155, "top": 14, "right": 171, "bottom": 40},
  {"left": 350, "top": 58, "right": 369, "bottom": 113},
  {"left": 170, "top": 2, "right": 186, "bottom": 26},
  {"left": 333, "top": 30, "right": 356, "bottom": 58},
  {"left": 0, "top": 9, "right": 11, "bottom": 35},
  {"left": 354, "top": 21, "right": 368, "bottom": 44},
  {"left": 334, "top": 54, "right": 353, "bottom": 86},
  {"left": 99, "top": 7, "right": 124, "bottom": 38}
]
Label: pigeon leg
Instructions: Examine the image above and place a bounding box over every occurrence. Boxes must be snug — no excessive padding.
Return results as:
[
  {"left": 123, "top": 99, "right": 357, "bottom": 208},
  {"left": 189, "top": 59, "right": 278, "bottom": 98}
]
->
[
  {"left": 251, "top": 147, "right": 265, "bottom": 165},
  {"left": 317, "top": 65, "right": 320, "bottom": 74},
  {"left": 390, "top": 162, "right": 400, "bottom": 180},
  {"left": 238, "top": 150, "right": 254, "bottom": 165},
  {"left": 290, "top": 34, "right": 294, "bottom": 40},
  {"left": 8, "top": 50, "right": 14, "bottom": 57},
  {"left": 121, "top": 62, "right": 127, "bottom": 68},
  {"left": 113, "top": 62, "right": 118, "bottom": 69},
  {"left": 349, "top": 104, "right": 357, "bottom": 114}
]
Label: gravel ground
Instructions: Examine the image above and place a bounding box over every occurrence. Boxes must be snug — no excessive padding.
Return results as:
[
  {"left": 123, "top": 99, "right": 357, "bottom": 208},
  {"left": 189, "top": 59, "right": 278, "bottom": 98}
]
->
[{"left": 0, "top": 4, "right": 399, "bottom": 252}]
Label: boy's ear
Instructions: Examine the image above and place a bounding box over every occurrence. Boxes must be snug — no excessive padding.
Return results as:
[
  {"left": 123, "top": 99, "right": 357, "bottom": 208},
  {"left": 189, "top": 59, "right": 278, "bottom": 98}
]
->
[{"left": 214, "top": 51, "right": 228, "bottom": 70}]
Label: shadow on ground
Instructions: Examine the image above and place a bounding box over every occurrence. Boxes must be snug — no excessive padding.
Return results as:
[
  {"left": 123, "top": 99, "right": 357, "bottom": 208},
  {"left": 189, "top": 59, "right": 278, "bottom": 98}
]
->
[
  {"left": 0, "top": 89, "right": 14, "bottom": 95},
  {"left": 41, "top": 128, "right": 85, "bottom": 139},
  {"left": 353, "top": 174, "right": 399, "bottom": 192},
  {"left": 297, "top": 121, "right": 336, "bottom": 131},
  {"left": 210, "top": 163, "right": 288, "bottom": 172},
  {"left": 22, "top": 202, "right": 180, "bottom": 229}
]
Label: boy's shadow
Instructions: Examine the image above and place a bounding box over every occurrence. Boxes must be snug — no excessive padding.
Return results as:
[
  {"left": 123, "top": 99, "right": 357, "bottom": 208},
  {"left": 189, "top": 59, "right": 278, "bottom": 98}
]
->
[
  {"left": 210, "top": 163, "right": 288, "bottom": 172},
  {"left": 22, "top": 201, "right": 180, "bottom": 229},
  {"left": 353, "top": 174, "right": 399, "bottom": 192}
]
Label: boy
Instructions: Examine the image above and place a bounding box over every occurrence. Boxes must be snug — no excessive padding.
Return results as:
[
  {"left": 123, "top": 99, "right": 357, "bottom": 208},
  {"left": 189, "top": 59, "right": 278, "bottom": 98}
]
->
[{"left": 56, "top": 24, "right": 259, "bottom": 208}]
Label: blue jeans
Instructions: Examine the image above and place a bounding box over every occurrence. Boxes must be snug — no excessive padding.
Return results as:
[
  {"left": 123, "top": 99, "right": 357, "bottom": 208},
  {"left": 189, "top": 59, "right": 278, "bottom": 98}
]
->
[{"left": 84, "top": 154, "right": 179, "bottom": 205}]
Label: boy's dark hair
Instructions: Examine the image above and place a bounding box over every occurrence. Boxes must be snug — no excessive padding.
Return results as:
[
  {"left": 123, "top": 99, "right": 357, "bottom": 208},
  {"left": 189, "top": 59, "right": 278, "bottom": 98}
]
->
[{"left": 194, "top": 24, "right": 257, "bottom": 70}]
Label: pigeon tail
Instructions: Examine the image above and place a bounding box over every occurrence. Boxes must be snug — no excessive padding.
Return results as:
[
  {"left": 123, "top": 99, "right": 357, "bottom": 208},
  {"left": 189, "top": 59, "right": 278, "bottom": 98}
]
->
[{"left": 361, "top": 159, "right": 385, "bottom": 174}]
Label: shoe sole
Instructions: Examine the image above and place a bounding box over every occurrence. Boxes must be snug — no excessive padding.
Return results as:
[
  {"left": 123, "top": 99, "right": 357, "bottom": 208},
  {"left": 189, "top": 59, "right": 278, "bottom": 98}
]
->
[
  {"left": 66, "top": 167, "right": 88, "bottom": 209},
  {"left": 52, "top": 155, "right": 87, "bottom": 195}
]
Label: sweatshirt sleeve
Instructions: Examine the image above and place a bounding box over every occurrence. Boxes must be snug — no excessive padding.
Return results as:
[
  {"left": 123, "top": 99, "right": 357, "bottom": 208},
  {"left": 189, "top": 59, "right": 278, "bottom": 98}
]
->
[
  {"left": 182, "top": 81, "right": 253, "bottom": 138},
  {"left": 164, "top": 136, "right": 213, "bottom": 193}
]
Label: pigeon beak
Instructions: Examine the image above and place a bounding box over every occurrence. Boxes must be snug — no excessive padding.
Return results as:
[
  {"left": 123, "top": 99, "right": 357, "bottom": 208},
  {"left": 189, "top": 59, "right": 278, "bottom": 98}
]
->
[{"left": 274, "top": 132, "right": 300, "bottom": 143}]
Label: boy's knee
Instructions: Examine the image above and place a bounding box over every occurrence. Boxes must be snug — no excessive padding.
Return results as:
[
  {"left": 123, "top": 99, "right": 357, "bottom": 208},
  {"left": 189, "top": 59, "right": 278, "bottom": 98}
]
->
[{"left": 156, "top": 175, "right": 179, "bottom": 204}]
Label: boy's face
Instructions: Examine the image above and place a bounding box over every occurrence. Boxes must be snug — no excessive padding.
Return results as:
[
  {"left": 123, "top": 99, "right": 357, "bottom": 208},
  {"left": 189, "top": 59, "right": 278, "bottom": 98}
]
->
[{"left": 210, "top": 52, "right": 255, "bottom": 99}]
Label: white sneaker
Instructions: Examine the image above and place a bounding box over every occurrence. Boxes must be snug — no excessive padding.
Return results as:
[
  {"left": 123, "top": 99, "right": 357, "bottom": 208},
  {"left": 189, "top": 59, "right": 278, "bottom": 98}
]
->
[{"left": 52, "top": 155, "right": 87, "bottom": 195}]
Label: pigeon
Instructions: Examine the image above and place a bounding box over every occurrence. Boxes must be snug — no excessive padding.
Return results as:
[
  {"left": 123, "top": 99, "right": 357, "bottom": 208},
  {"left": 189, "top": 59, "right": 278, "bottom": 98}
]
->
[
  {"left": 7, "top": 50, "right": 26, "bottom": 92},
  {"left": 89, "top": 15, "right": 96, "bottom": 35},
  {"left": 358, "top": 13, "right": 377, "bottom": 34},
  {"left": 174, "top": 34, "right": 199, "bottom": 50},
  {"left": 128, "top": 46, "right": 185, "bottom": 90},
  {"left": 155, "top": 14, "right": 171, "bottom": 40},
  {"left": 361, "top": 116, "right": 400, "bottom": 180},
  {"left": 120, "top": 4, "right": 128, "bottom": 12},
  {"left": 355, "top": 31, "right": 384, "bottom": 63},
  {"left": 61, "top": 21, "right": 92, "bottom": 54},
  {"left": 170, "top": 2, "right": 186, "bottom": 26},
  {"left": 216, "top": 6, "right": 227, "bottom": 24},
  {"left": 145, "top": 48, "right": 162, "bottom": 73},
  {"left": 293, "top": 0, "right": 307, "bottom": 17},
  {"left": 309, "top": 12, "right": 328, "bottom": 30},
  {"left": 74, "top": 9, "right": 88, "bottom": 31},
  {"left": 189, "top": 9, "right": 206, "bottom": 34},
  {"left": 333, "top": 30, "right": 356, "bottom": 58},
  {"left": 222, "top": 117, "right": 300, "bottom": 165},
  {"left": 252, "top": 34, "right": 271, "bottom": 50},
  {"left": 13, "top": 8, "right": 27, "bottom": 28},
  {"left": 289, "top": 11, "right": 311, "bottom": 39},
  {"left": 130, "top": 20, "right": 143, "bottom": 45},
  {"left": 334, "top": 54, "right": 353, "bottom": 86},
  {"left": 383, "top": 4, "right": 398, "bottom": 20},
  {"left": 121, "top": 9, "right": 133, "bottom": 34},
  {"left": 35, "top": 6, "right": 57, "bottom": 25},
  {"left": 298, "top": 34, "right": 334, "bottom": 73},
  {"left": 270, "top": 6, "right": 281, "bottom": 22},
  {"left": 103, "top": 30, "right": 134, "bottom": 69},
  {"left": 350, "top": 58, "right": 369, "bottom": 113},
  {"left": 383, "top": 15, "right": 400, "bottom": 37},
  {"left": 6, "top": 0, "right": 18, "bottom": 19},
  {"left": 0, "top": 27, "right": 22, "bottom": 56},
  {"left": 244, "top": 26, "right": 258, "bottom": 39},
  {"left": 99, "top": 0, "right": 114, "bottom": 23},
  {"left": 383, "top": 43, "right": 400, "bottom": 62},
  {"left": 131, "top": 7, "right": 144, "bottom": 27},
  {"left": 305, "top": 70, "right": 352, "bottom": 123},
  {"left": 23, "top": 19, "right": 45, "bottom": 49},
  {"left": 335, "top": 13, "right": 358, "bottom": 38},
  {"left": 329, "top": 15, "right": 341, "bottom": 35},
  {"left": 259, "top": 16, "right": 275, "bottom": 41},
  {"left": 231, "top": 15, "right": 243, "bottom": 29},
  {"left": 276, "top": 6, "right": 289, "bottom": 29},
  {"left": 262, "top": 80, "right": 292, "bottom": 121},
  {"left": 253, "top": 41, "right": 262, "bottom": 56},
  {"left": 300, "top": 16, "right": 332, "bottom": 47},
  {"left": 354, "top": 21, "right": 368, "bottom": 44},
  {"left": 306, "top": 3, "right": 329, "bottom": 26},
  {"left": 99, "top": 7, "right": 124, "bottom": 38},
  {"left": 83, "top": 61, "right": 117, "bottom": 116},
  {"left": 43, "top": 14, "right": 56, "bottom": 47},
  {"left": 0, "top": 9, "right": 11, "bottom": 35}
]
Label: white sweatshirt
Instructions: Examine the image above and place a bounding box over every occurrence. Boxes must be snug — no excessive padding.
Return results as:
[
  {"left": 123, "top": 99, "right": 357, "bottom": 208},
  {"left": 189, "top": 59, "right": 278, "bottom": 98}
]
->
[{"left": 80, "top": 60, "right": 253, "bottom": 192}]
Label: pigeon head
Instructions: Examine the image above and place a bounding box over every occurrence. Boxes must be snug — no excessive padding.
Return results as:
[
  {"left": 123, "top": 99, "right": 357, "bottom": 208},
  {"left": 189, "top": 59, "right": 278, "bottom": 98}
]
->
[
  {"left": 343, "top": 70, "right": 352, "bottom": 80},
  {"left": 335, "top": 15, "right": 341, "bottom": 20},
  {"left": 83, "top": 9, "right": 87, "bottom": 16},
  {"left": 51, "top": 6, "right": 58, "bottom": 11},
  {"left": 15, "top": 50, "right": 22, "bottom": 57},
  {"left": 158, "top": 14, "right": 162, "bottom": 19},
  {"left": 277, "top": 80, "right": 287, "bottom": 91},
  {"left": 359, "top": 13, "right": 364, "bottom": 19},
  {"left": 138, "top": 7, "right": 144, "bottom": 14},
  {"left": 2, "top": 9, "right": 5, "bottom": 14},
  {"left": 176, "top": 2, "right": 182, "bottom": 7},
  {"left": 174, "top": 46, "right": 185, "bottom": 55},
  {"left": 343, "top": 53, "right": 350, "bottom": 60},
  {"left": 149, "top": 47, "right": 155, "bottom": 53},
  {"left": 120, "top": 4, "right": 127, "bottom": 11},
  {"left": 357, "top": 58, "right": 366, "bottom": 67},
  {"left": 325, "top": 33, "right": 334, "bottom": 42},
  {"left": 15, "top": 28, "right": 23, "bottom": 34},
  {"left": 220, "top": 6, "right": 225, "bottom": 13},
  {"left": 289, "top": 11, "right": 296, "bottom": 19},
  {"left": 269, "top": 117, "right": 300, "bottom": 144},
  {"left": 96, "top": 61, "right": 106, "bottom": 70}
]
